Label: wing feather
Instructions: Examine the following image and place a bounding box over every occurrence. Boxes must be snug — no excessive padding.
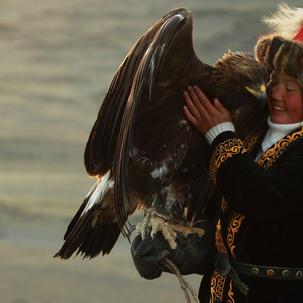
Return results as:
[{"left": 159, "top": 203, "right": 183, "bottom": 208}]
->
[
  {"left": 113, "top": 8, "right": 214, "bottom": 233},
  {"left": 84, "top": 9, "right": 196, "bottom": 177}
]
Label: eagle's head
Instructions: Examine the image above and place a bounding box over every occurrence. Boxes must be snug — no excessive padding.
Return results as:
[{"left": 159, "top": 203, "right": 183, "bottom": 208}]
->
[{"left": 211, "top": 51, "right": 269, "bottom": 136}]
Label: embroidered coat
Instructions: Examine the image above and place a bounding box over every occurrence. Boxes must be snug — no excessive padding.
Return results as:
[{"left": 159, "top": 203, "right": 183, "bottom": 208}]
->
[{"left": 198, "top": 127, "right": 303, "bottom": 303}]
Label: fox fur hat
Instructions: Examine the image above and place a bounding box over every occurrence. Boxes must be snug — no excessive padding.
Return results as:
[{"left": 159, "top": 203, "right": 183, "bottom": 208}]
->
[{"left": 255, "top": 4, "right": 303, "bottom": 86}]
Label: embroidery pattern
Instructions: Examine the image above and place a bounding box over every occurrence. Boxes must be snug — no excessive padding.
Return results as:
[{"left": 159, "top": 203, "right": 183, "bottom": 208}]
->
[
  {"left": 227, "top": 280, "right": 235, "bottom": 303},
  {"left": 243, "top": 132, "right": 261, "bottom": 153},
  {"left": 258, "top": 127, "right": 303, "bottom": 168},
  {"left": 210, "top": 271, "right": 226, "bottom": 303},
  {"left": 211, "top": 220, "right": 228, "bottom": 302},
  {"left": 209, "top": 138, "right": 247, "bottom": 182},
  {"left": 227, "top": 212, "right": 245, "bottom": 258},
  {"left": 215, "top": 219, "right": 227, "bottom": 255}
]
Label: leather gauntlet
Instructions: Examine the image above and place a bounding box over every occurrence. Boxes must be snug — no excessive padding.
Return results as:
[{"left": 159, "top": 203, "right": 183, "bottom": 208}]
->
[{"left": 131, "top": 220, "right": 215, "bottom": 279}]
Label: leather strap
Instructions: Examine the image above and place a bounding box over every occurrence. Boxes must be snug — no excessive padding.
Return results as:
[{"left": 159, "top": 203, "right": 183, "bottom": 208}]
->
[{"left": 234, "top": 261, "right": 303, "bottom": 280}]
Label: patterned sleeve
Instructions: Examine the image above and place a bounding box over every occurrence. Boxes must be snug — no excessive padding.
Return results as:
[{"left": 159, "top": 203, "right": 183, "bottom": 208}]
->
[
  {"left": 209, "top": 137, "right": 247, "bottom": 183},
  {"left": 207, "top": 130, "right": 303, "bottom": 219}
]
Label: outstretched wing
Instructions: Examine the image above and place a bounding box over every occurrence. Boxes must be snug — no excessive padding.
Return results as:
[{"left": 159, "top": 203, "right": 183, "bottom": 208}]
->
[
  {"left": 84, "top": 8, "right": 211, "bottom": 177},
  {"left": 113, "top": 8, "right": 215, "bottom": 233}
]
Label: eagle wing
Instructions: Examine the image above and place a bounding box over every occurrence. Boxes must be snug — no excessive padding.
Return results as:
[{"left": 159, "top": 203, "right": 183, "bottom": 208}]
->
[
  {"left": 113, "top": 8, "right": 215, "bottom": 231},
  {"left": 84, "top": 8, "right": 209, "bottom": 177}
]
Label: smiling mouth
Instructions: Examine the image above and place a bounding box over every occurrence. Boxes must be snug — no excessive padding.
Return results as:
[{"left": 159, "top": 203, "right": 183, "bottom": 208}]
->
[
  {"left": 272, "top": 105, "right": 286, "bottom": 112},
  {"left": 271, "top": 103, "right": 286, "bottom": 112}
]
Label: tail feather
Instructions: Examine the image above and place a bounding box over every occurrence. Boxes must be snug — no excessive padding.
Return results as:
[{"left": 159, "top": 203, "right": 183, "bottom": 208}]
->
[
  {"left": 102, "top": 225, "right": 121, "bottom": 255},
  {"left": 86, "top": 227, "right": 106, "bottom": 257},
  {"left": 55, "top": 176, "right": 122, "bottom": 259},
  {"left": 63, "top": 181, "right": 100, "bottom": 240},
  {"left": 55, "top": 209, "right": 121, "bottom": 259},
  {"left": 63, "top": 196, "right": 90, "bottom": 241}
]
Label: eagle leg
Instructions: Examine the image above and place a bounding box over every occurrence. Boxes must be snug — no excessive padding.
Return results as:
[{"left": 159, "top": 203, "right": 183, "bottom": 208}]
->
[{"left": 137, "top": 208, "right": 205, "bottom": 250}]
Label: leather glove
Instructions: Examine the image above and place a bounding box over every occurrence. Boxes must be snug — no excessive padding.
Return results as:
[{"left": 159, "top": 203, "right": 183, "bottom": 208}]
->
[
  {"left": 131, "top": 232, "right": 170, "bottom": 279},
  {"left": 131, "top": 220, "right": 215, "bottom": 279}
]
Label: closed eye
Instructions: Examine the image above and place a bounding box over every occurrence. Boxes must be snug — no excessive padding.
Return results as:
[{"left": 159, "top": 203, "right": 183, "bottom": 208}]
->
[{"left": 286, "top": 86, "right": 298, "bottom": 92}]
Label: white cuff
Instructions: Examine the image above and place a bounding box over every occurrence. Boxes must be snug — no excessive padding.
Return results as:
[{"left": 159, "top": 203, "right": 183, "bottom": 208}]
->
[{"left": 205, "top": 122, "right": 235, "bottom": 145}]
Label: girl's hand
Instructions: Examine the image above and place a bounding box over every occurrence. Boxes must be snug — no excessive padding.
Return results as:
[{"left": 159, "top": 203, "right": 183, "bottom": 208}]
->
[{"left": 183, "top": 86, "right": 231, "bottom": 134}]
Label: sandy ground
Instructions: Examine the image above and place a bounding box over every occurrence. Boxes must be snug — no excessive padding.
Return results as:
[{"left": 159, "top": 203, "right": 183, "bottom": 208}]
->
[{"left": 0, "top": 0, "right": 300, "bottom": 302}]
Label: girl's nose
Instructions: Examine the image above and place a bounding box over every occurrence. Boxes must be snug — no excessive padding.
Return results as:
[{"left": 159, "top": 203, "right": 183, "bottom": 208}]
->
[{"left": 270, "top": 84, "right": 284, "bottom": 101}]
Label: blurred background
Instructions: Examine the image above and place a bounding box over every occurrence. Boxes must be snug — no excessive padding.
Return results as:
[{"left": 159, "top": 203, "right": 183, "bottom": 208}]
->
[{"left": 0, "top": 0, "right": 300, "bottom": 302}]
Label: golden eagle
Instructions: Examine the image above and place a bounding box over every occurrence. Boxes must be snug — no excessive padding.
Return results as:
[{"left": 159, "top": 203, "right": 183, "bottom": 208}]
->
[{"left": 55, "top": 8, "right": 268, "bottom": 259}]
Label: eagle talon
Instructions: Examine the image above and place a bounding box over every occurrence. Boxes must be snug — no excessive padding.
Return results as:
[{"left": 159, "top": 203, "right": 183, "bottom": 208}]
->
[
  {"left": 138, "top": 209, "right": 154, "bottom": 240},
  {"left": 139, "top": 209, "right": 206, "bottom": 250}
]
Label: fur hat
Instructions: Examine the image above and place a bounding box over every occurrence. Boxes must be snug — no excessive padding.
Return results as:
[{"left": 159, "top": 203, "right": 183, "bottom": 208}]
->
[{"left": 255, "top": 4, "right": 303, "bottom": 86}]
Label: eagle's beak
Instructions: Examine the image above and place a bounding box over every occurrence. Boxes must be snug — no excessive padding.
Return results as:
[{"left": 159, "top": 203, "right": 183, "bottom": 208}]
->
[{"left": 245, "top": 84, "right": 267, "bottom": 107}]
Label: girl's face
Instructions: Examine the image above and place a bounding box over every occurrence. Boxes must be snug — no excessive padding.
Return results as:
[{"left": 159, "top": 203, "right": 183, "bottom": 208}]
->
[{"left": 267, "top": 71, "right": 303, "bottom": 124}]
